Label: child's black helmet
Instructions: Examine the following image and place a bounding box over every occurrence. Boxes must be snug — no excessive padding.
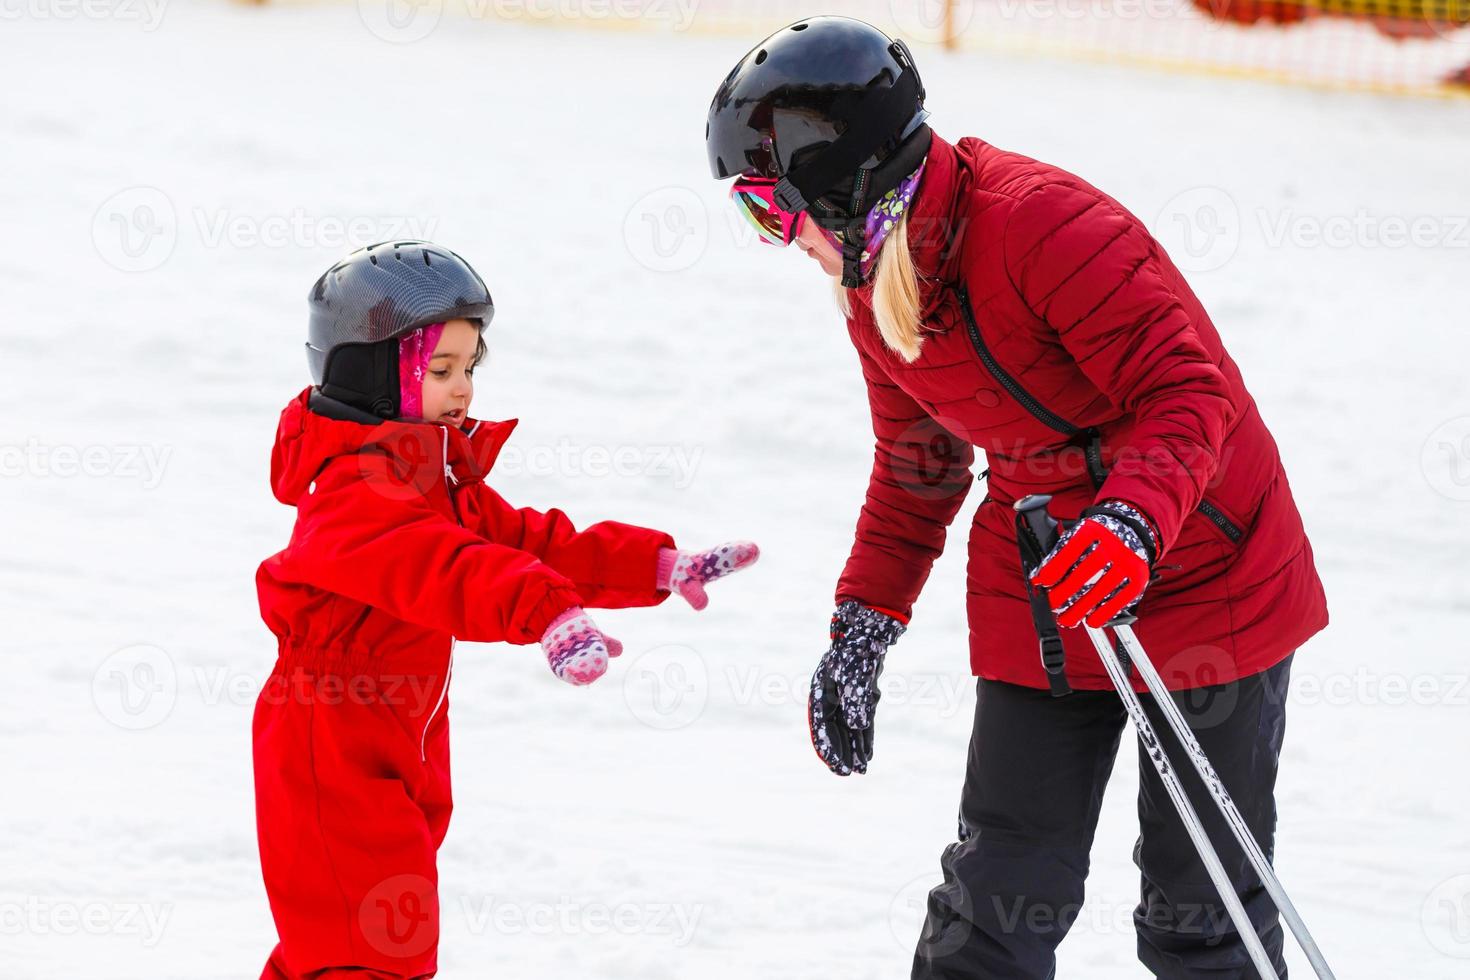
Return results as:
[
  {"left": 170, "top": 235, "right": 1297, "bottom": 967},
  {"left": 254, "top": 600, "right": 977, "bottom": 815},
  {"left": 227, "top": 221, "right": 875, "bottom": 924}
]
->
[{"left": 306, "top": 240, "right": 494, "bottom": 418}]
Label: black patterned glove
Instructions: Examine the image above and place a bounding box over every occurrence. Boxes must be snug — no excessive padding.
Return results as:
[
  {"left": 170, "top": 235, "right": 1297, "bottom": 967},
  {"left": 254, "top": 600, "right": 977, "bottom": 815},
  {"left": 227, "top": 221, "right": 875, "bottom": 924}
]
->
[{"left": 807, "top": 601, "right": 907, "bottom": 776}]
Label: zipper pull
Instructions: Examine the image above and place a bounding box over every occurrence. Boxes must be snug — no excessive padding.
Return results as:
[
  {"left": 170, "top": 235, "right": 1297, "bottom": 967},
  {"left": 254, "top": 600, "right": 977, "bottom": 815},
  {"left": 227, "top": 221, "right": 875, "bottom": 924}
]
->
[{"left": 441, "top": 427, "right": 459, "bottom": 487}]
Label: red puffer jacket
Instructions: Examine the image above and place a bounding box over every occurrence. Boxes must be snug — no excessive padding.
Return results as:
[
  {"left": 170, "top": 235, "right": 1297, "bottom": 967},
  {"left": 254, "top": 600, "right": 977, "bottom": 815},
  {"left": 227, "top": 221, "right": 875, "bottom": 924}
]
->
[
  {"left": 254, "top": 389, "right": 674, "bottom": 976},
  {"left": 838, "top": 135, "right": 1328, "bottom": 692},
  {"left": 258, "top": 388, "right": 674, "bottom": 682}
]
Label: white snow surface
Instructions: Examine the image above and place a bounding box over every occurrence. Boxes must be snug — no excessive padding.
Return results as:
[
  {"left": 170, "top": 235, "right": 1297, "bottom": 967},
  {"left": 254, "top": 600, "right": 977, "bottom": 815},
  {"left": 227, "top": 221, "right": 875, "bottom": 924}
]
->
[{"left": 3, "top": 4, "right": 1470, "bottom": 978}]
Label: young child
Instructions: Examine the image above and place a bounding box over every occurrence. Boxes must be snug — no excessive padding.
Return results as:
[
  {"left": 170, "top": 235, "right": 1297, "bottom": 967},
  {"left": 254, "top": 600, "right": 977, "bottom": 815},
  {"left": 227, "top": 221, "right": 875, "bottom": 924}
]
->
[{"left": 253, "top": 240, "right": 758, "bottom": 979}]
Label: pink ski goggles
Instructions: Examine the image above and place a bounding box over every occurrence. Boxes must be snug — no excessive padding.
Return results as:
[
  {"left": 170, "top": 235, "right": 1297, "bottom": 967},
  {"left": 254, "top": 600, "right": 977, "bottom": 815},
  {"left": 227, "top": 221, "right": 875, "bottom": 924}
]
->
[{"left": 730, "top": 177, "right": 843, "bottom": 249}]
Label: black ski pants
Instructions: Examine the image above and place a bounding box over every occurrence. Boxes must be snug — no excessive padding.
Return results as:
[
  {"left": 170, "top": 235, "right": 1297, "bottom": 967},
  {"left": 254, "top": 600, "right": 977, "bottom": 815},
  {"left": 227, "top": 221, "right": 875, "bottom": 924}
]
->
[{"left": 912, "top": 655, "right": 1293, "bottom": 980}]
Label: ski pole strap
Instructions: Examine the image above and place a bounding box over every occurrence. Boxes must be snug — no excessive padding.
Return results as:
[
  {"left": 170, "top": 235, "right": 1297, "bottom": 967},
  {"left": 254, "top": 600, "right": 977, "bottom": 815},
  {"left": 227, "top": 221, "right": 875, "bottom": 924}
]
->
[
  {"left": 1112, "top": 632, "right": 1132, "bottom": 682},
  {"left": 1014, "top": 507, "right": 1072, "bottom": 698}
]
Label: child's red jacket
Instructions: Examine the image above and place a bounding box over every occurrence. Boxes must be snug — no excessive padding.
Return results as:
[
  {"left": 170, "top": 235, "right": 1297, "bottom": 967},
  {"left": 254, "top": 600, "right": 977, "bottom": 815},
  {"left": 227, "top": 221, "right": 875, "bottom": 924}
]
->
[
  {"left": 252, "top": 389, "right": 673, "bottom": 978},
  {"left": 258, "top": 387, "right": 674, "bottom": 665}
]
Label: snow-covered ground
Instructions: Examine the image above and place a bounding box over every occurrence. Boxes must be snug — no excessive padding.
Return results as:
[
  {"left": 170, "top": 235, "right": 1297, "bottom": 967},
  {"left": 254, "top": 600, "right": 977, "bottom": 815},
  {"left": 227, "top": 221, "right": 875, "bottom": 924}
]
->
[{"left": 3, "top": 3, "right": 1469, "bottom": 977}]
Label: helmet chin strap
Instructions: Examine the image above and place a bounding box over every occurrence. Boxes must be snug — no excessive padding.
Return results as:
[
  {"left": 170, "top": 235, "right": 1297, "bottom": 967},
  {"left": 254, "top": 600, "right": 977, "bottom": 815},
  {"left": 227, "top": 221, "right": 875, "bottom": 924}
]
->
[
  {"left": 823, "top": 124, "right": 934, "bottom": 289},
  {"left": 840, "top": 227, "right": 868, "bottom": 290}
]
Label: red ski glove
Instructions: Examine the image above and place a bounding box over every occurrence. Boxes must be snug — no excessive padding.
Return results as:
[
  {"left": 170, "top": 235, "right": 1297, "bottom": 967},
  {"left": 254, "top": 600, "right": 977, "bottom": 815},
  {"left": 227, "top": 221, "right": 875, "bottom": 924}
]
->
[
  {"left": 657, "top": 541, "right": 761, "bottom": 611},
  {"left": 540, "top": 607, "right": 623, "bottom": 686},
  {"left": 1030, "top": 501, "right": 1159, "bottom": 629}
]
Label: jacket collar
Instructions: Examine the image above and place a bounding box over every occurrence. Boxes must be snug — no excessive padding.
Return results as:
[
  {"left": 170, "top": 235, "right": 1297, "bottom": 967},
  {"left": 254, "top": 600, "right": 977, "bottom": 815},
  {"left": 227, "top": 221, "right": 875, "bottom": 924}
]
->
[
  {"left": 271, "top": 387, "right": 518, "bottom": 505},
  {"left": 845, "top": 133, "right": 971, "bottom": 324},
  {"left": 905, "top": 132, "right": 970, "bottom": 289}
]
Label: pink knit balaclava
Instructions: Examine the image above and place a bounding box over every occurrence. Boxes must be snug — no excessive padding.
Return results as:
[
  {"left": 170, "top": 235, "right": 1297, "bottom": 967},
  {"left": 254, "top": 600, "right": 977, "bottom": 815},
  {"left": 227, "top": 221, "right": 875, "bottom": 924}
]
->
[{"left": 396, "top": 321, "right": 445, "bottom": 420}]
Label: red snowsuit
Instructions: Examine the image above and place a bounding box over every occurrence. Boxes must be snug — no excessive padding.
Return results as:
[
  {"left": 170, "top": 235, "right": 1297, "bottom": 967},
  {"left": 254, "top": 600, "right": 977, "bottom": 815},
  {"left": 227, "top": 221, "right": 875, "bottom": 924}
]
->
[
  {"left": 254, "top": 389, "right": 673, "bottom": 978},
  {"left": 838, "top": 134, "right": 1329, "bottom": 692}
]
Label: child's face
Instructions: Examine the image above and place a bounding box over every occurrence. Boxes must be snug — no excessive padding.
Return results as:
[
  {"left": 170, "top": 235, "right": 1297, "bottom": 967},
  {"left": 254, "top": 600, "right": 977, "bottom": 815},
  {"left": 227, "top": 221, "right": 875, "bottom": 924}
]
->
[{"left": 420, "top": 318, "right": 480, "bottom": 425}]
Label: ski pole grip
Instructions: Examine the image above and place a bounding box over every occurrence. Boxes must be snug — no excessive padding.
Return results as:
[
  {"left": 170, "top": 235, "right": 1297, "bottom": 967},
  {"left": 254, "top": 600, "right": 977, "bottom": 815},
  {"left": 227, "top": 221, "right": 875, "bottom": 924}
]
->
[{"left": 1014, "top": 494, "right": 1062, "bottom": 555}]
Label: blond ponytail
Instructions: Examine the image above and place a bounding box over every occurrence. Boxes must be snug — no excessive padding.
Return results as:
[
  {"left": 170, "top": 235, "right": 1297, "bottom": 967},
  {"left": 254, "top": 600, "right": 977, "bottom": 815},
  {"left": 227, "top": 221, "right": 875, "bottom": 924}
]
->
[{"left": 834, "top": 211, "right": 925, "bottom": 363}]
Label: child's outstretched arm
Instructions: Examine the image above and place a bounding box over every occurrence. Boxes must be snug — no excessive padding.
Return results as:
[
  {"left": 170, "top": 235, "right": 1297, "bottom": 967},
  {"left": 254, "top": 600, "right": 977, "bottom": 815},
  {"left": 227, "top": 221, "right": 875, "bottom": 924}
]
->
[
  {"left": 468, "top": 485, "right": 759, "bottom": 611},
  {"left": 269, "top": 456, "right": 583, "bottom": 646}
]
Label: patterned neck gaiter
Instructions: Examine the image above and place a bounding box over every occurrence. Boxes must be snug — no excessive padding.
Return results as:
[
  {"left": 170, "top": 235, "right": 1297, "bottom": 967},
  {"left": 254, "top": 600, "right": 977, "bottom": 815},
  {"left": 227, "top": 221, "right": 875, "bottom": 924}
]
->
[
  {"left": 397, "top": 321, "right": 445, "bottom": 420},
  {"left": 858, "top": 157, "right": 928, "bottom": 281}
]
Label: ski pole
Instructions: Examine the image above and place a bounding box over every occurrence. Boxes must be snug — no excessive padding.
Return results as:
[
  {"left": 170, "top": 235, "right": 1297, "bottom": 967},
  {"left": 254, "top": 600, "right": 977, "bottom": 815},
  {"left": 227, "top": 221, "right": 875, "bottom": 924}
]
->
[
  {"left": 1111, "top": 623, "right": 1337, "bottom": 980},
  {"left": 1013, "top": 496, "right": 1282, "bottom": 980}
]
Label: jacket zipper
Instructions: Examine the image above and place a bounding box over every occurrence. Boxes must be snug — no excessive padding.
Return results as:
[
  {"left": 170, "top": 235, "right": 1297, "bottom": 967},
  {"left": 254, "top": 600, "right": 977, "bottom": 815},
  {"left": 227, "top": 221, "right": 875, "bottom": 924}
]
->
[
  {"left": 441, "top": 427, "right": 459, "bottom": 487},
  {"left": 1197, "top": 499, "right": 1244, "bottom": 543},
  {"left": 420, "top": 638, "right": 454, "bottom": 763},
  {"left": 955, "top": 285, "right": 1080, "bottom": 435},
  {"left": 956, "top": 286, "right": 1245, "bottom": 545},
  {"left": 419, "top": 426, "right": 461, "bottom": 764}
]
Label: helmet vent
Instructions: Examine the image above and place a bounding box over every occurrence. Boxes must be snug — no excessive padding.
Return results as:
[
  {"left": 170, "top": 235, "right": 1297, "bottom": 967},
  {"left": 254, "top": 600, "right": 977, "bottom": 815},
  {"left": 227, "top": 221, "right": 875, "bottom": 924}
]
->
[
  {"left": 754, "top": 49, "right": 767, "bottom": 65},
  {"left": 791, "top": 22, "right": 808, "bottom": 30},
  {"left": 422, "top": 250, "right": 433, "bottom": 267},
  {"left": 368, "top": 254, "right": 379, "bottom": 266}
]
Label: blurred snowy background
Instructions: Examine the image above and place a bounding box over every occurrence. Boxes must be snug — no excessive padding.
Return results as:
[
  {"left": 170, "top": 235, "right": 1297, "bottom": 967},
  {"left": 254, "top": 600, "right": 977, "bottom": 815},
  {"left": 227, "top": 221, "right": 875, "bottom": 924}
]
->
[{"left": 2, "top": 1, "right": 1469, "bottom": 977}]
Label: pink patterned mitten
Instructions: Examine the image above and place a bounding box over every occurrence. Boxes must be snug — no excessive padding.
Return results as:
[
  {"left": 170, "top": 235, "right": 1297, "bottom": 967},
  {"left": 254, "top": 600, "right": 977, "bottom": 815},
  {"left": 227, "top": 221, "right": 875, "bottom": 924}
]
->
[
  {"left": 656, "top": 541, "right": 761, "bottom": 611},
  {"left": 540, "top": 608, "right": 623, "bottom": 686}
]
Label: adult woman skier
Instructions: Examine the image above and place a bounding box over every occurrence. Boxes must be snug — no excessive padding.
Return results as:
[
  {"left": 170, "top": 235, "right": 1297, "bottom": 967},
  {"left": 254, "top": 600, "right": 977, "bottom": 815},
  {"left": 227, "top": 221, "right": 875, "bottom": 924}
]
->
[{"left": 706, "top": 18, "right": 1328, "bottom": 979}]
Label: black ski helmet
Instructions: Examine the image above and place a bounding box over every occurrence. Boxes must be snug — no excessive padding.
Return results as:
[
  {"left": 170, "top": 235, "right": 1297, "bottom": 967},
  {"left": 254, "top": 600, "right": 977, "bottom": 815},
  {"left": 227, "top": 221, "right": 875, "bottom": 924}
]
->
[
  {"left": 705, "top": 16, "right": 932, "bottom": 286},
  {"left": 306, "top": 240, "right": 494, "bottom": 419}
]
